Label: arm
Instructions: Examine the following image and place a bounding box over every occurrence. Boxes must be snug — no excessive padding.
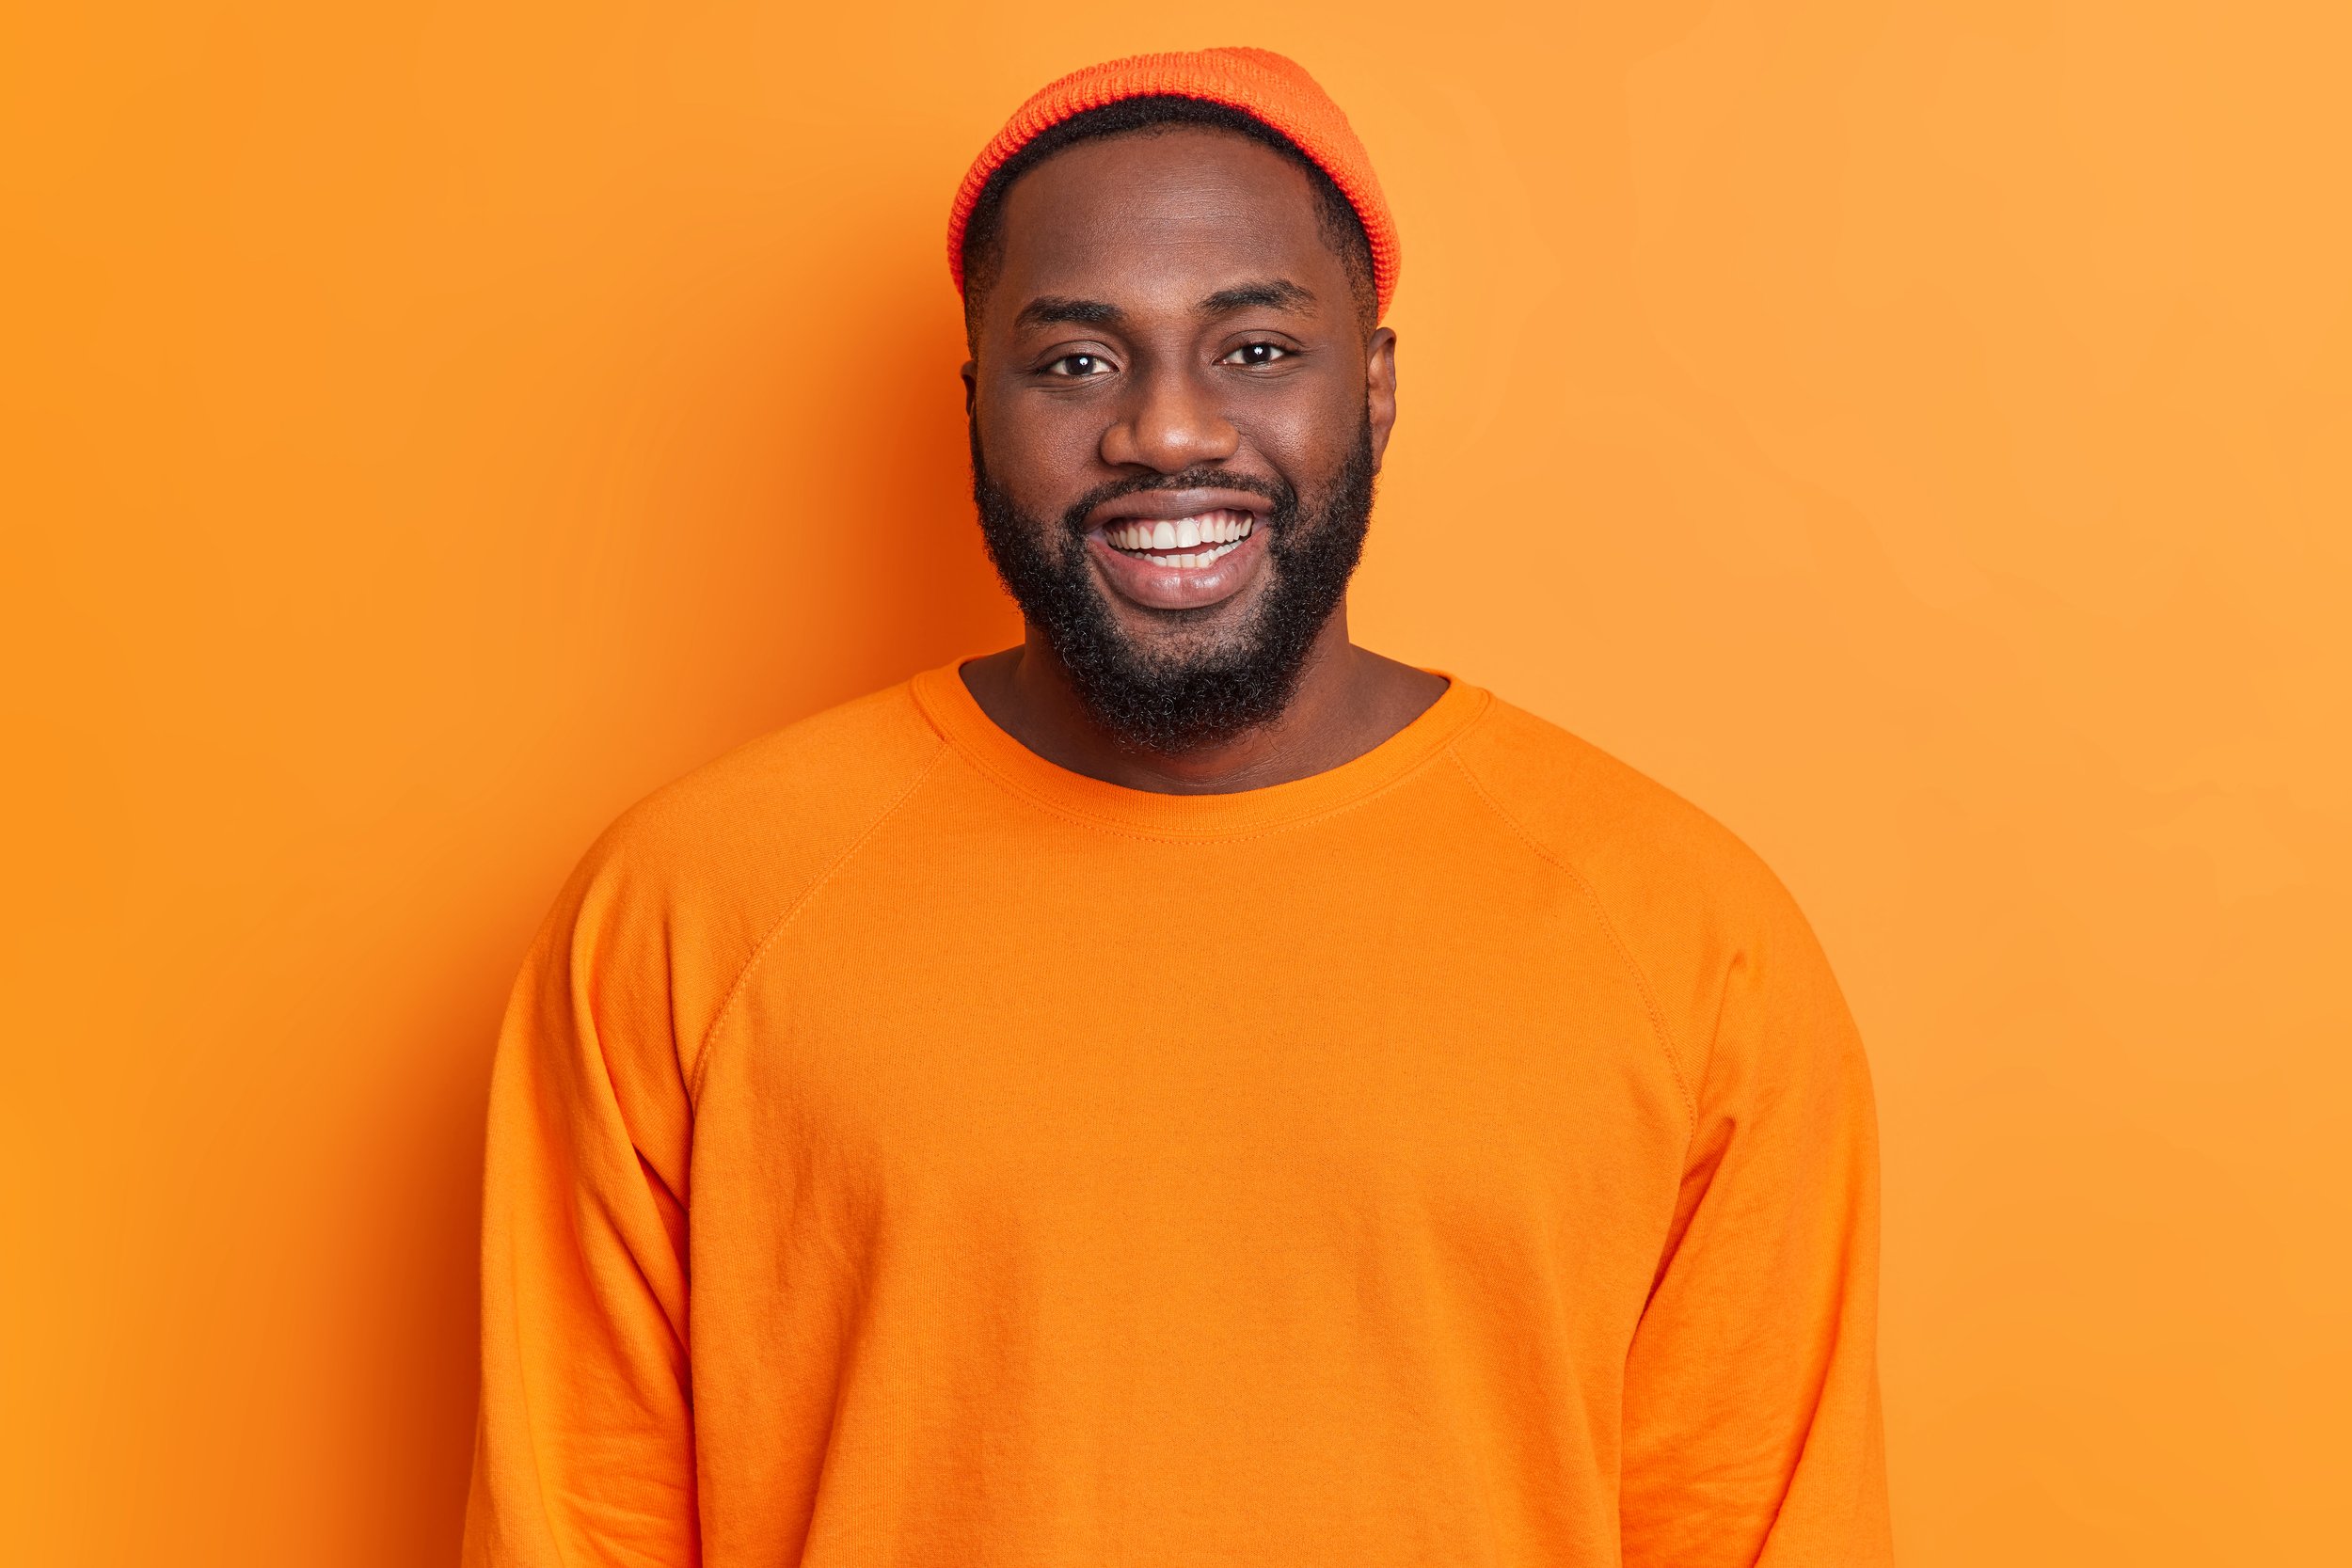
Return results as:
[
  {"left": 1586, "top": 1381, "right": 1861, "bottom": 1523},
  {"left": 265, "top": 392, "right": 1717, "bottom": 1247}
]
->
[
  {"left": 1619, "top": 884, "right": 1893, "bottom": 1567},
  {"left": 461, "top": 859, "right": 700, "bottom": 1567}
]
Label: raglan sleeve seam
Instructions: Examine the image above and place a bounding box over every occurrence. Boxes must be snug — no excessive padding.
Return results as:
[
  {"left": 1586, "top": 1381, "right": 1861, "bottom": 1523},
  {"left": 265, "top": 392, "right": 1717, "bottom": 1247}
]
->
[
  {"left": 681, "top": 736, "right": 951, "bottom": 1101},
  {"left": 1443, "top": 742, "right": 1699, "bottom": 1132}
]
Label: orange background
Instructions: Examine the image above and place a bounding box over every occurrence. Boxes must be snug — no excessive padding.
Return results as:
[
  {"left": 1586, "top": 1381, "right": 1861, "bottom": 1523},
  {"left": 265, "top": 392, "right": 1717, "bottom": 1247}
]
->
[{"left": 6, "top": 2, "right": 2346, "bottom": 1562}]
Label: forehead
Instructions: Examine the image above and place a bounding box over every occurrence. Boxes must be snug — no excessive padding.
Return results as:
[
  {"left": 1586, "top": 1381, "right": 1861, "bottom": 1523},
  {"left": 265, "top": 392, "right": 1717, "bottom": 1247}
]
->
[{"left": 991, "top": 127, "right": 1343, "bottom": 316}]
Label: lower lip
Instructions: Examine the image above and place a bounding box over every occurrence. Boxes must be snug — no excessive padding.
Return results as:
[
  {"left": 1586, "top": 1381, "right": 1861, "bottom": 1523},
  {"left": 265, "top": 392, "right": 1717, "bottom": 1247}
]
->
[{"left": 1085, "top": 526, "right": 1269, "bottom": 611}]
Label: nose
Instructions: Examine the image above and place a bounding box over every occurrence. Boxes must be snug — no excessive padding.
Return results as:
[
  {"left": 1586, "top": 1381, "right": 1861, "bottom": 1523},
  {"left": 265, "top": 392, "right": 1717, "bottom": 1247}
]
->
[{"left": 1099, "top": 359, "right": 1240, "bottom": 473}]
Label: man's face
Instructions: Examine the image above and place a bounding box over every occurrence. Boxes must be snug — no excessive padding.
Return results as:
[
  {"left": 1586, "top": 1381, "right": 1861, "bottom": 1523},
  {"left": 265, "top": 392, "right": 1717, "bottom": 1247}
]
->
[{"left": 964, "top": 126, "right": 1399, "bottom": 752}]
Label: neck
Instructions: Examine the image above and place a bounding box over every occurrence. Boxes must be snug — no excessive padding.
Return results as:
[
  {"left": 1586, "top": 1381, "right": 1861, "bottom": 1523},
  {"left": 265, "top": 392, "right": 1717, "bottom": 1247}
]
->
[{"left": 959, "top": 606, "right": 1448, "bottom": 795}]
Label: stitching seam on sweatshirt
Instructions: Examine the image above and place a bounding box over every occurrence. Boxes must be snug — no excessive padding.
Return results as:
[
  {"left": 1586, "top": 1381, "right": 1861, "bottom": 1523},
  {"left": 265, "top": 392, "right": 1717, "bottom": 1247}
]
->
[
  {"left": 686, "top": 739, "right": 949, "bottom": 1100},
  {"left": 940, "top": 738, "right": 1460, "bottom": 847},
  {"left": 1443, "top": 744, "right": 1698, "bottom": 1130},
  {"left": 913, "top": 673, "right": 1495, "bottom": 846}
]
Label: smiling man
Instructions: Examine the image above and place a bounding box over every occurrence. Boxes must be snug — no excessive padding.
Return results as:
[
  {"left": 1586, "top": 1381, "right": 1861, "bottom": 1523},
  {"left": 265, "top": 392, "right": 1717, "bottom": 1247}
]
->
[{"left": 463, "top": 47, "right": 1892, "bottom": 1568}]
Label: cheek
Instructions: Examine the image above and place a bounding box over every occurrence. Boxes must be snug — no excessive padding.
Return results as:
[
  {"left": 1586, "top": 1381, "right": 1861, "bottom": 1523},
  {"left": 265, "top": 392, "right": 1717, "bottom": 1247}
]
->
[
  {"left": 1238, "top": 377, "right": 1361, "bottom": 481},
  {"left": 978, "top": 390, "right": 1102, "bottom": 501}
]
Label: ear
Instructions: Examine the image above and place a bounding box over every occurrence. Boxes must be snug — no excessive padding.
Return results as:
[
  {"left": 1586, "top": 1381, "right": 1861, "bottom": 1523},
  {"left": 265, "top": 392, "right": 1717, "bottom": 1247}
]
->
[
  {"left": 1364, "top": 326, "right": 1398, "bottom": 472},
  {"left": 961, "top": 358, "right": 977, "bottom": 418}
]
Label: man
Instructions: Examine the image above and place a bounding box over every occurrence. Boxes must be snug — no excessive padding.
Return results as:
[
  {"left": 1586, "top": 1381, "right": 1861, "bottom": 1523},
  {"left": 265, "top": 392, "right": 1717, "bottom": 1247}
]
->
[{"left": 462, "top": 46, "right": 1892, "bottom": 1567}]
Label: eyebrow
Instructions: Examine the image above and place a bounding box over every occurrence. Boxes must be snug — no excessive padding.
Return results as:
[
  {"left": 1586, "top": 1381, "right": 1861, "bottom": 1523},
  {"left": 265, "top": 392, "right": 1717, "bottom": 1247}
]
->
[
  {"left": 1014, "top": 295, "right": 1121, "bottom": 331},
  {"left": 1199, "top": 279, "right": 1315, "bottom": 314}
]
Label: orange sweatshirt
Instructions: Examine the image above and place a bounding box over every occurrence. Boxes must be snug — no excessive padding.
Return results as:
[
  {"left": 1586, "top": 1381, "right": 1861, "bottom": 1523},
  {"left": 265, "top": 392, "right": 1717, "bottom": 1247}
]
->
[{"left": 462, "top": 662, "right": 1891, "bottom": 1567}]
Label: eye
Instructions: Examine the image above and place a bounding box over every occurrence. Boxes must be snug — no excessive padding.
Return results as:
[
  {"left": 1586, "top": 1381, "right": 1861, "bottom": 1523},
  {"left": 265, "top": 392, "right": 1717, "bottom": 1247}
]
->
[
  {"left": 1221, "top": 341, "right": 1294, "bottom": 367},
  {"left": 1042, "top": 352, "right": 1115, "bottom": 377}
]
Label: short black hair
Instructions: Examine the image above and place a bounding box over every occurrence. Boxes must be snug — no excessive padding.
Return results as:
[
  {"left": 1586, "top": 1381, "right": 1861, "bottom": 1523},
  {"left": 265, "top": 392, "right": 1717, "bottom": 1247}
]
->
[{"left": 959, "top": 95, "right": 1380, "bottom": 344}]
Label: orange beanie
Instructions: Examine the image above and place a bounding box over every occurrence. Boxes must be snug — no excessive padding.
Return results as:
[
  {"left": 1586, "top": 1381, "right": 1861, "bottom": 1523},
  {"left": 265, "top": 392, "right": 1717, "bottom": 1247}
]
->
[{"left": 947, "top": 47, "right": 1399, "bottom": 315}]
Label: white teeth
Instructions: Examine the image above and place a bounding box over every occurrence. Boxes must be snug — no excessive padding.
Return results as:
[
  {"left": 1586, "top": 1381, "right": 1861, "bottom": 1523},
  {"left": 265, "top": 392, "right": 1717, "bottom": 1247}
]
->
[
  {"left": 1134, "top": 539, "right": 1241, "bottom": 567},
  {"left": 1105, "top": 514, "right": 1257, "bottom": 562}
]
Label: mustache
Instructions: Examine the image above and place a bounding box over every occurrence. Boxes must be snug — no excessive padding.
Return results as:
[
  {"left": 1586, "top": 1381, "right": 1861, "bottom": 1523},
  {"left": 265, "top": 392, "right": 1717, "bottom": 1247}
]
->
[
  {"left": 1053, "top": 466, "right": 1295, "bottom": 535},
  {"left": 964, "top": 421, "right": 1298, "bottom": 540}
]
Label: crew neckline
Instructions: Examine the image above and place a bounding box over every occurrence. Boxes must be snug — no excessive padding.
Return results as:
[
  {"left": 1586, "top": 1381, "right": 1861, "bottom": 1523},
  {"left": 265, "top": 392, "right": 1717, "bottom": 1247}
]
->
[{"left": 908, "top": 657, "right": 1491, "bottom": 839}]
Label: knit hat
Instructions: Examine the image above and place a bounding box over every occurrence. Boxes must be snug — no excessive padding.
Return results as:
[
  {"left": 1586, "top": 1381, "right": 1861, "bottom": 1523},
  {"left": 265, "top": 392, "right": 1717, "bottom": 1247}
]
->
[{"left": 947, "top": 47, "right": 1399, "bottom": 315}]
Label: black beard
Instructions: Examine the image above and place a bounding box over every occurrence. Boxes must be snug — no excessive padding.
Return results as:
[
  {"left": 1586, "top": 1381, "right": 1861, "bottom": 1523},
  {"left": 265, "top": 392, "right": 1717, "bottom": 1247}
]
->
[{"left": 971, "top": 417, "right": 1377, "bottom": 756}]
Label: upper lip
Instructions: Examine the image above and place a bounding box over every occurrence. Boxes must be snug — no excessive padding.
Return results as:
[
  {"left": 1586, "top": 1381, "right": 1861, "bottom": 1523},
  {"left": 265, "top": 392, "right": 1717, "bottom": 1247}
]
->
[{"left": 1084, "top": 486, "right": 1276, "bottom": 531}]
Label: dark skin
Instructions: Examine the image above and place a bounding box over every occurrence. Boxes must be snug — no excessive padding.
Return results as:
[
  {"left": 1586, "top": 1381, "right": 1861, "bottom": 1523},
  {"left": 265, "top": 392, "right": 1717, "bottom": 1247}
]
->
[{"left": 960, "top": 127, "right": 1445, "bottom": 794}]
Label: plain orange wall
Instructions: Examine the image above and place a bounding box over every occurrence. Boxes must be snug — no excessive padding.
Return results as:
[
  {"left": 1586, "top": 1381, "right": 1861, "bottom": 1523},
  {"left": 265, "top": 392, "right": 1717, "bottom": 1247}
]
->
[{"left": 6, "top": 2, "right": 2346, "bottom": 1562}]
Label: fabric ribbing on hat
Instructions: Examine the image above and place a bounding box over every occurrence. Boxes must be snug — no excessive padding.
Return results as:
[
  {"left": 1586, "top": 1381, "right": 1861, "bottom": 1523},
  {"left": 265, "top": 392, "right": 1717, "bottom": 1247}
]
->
[{"left": 946, "top": 46, "right": 1400, "bottom": 314}]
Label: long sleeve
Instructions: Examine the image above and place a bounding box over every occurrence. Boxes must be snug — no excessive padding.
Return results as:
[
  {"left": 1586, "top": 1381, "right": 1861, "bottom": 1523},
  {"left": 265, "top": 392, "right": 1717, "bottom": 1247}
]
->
[
  {"left": 1618, "top": 880, "right": 1893, "bottom": 1567},
  {"left": 461, "top": 850, "right": 701, "bottom": 1567}
]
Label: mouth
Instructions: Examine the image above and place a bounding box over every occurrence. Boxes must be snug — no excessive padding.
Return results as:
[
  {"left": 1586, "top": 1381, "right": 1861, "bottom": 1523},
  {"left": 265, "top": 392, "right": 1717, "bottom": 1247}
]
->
[
  {"left": 1082, "top": 504, "right": 1272, "bottom": 612},
  {"left": 1096, "top": 509, "right": 1257, "bottom": 569}
]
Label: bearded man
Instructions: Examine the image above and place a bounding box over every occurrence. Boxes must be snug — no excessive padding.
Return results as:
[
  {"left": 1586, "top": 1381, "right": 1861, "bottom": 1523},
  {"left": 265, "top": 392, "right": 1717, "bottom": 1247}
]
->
[{"left": 462, "top": 47, "right": 1893, "bottom": 1568}]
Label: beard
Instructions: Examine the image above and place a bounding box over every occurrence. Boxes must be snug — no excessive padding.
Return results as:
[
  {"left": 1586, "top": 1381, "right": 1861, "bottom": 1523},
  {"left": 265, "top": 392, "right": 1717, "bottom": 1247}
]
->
[{"left": 970, "top": 415, "right": 1378, "bottom": 756}]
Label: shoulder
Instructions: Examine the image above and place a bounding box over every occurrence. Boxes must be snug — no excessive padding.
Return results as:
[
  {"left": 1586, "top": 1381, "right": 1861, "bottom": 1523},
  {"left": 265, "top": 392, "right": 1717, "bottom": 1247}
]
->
[
  {"left": 1447, "top": 692, "right": 1793, "bottom": 924},
  {"left": 530, "top": 678, "right": 948, "bottom": 1060},
  {"left": 1447, "top": 691, "right": 1850, "bottom": 1101},
  {"left": 580, "top": 679, "right": 946, "bottom": 898}
]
